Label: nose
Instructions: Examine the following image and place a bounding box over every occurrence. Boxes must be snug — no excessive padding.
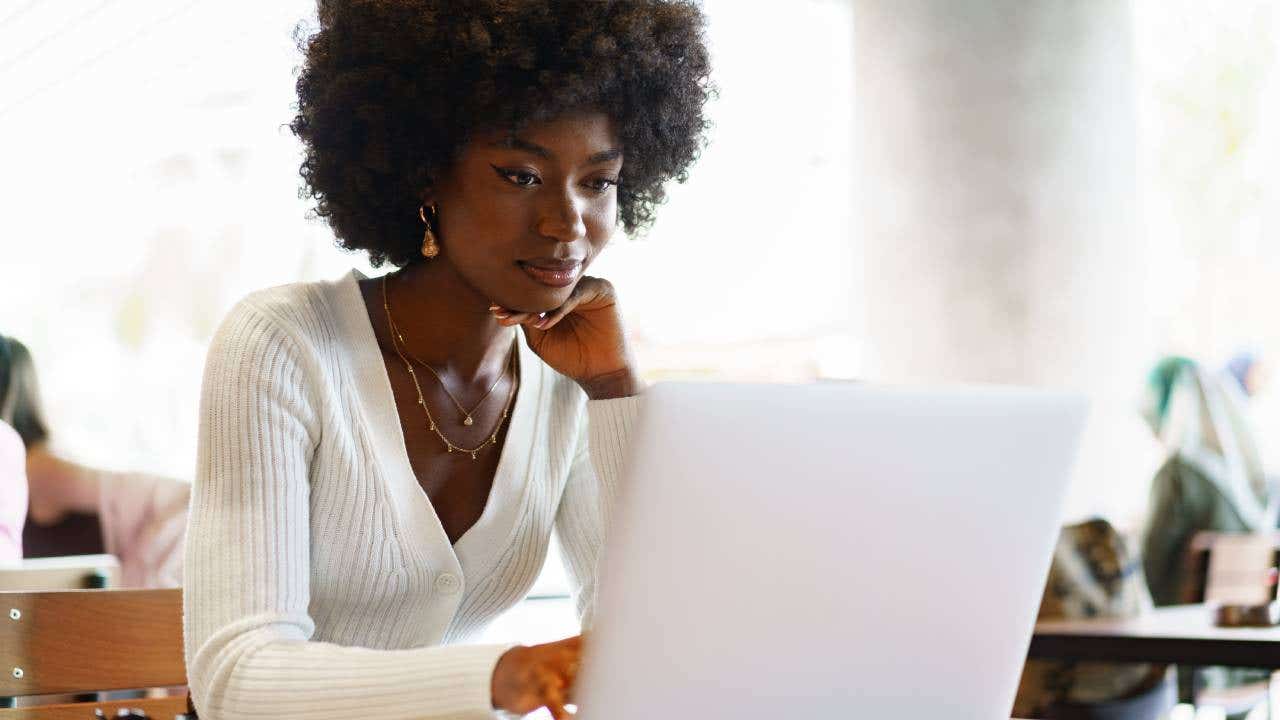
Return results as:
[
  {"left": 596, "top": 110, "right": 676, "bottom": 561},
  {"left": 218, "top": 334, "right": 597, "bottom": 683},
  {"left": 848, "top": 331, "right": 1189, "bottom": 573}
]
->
[{"left": 536, "top": 186, "right": 588, "bottom": 244}]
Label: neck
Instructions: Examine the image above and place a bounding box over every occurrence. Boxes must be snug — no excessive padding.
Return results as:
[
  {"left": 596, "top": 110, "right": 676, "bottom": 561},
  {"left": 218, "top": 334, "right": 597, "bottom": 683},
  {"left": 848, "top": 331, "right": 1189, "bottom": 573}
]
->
[{"left": 381, "top": 261, "right": 515, "bottom": 384}]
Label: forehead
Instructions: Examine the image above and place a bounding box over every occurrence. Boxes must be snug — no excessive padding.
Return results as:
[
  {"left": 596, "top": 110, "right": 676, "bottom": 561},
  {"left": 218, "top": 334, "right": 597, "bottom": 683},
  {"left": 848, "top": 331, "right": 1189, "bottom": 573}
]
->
[{"left": 471, "top": 112, "right": 621, "bottom": 161}]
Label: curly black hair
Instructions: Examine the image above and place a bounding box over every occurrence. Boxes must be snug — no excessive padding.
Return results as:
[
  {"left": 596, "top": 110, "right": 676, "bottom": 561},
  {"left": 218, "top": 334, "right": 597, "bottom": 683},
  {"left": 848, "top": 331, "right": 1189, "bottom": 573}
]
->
[{"left": 290, "top": 0, "right": 714, "bottom": 268}]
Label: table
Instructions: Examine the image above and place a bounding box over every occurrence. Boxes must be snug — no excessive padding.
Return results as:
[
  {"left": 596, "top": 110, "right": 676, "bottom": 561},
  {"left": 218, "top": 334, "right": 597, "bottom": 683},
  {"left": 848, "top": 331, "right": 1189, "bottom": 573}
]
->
[
  {"left": 1029, "top": 605, "right": 1280, "bottom": 716},
  {"left": 1028, "top": 605, "right": 1280, "bottom": 668}
]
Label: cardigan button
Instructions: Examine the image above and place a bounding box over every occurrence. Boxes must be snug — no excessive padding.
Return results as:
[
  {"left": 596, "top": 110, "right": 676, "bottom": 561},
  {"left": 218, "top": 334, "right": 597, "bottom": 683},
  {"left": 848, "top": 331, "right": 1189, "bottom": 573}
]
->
[{"left": 434, "top": 572, "right": 461, "bottom": 595}]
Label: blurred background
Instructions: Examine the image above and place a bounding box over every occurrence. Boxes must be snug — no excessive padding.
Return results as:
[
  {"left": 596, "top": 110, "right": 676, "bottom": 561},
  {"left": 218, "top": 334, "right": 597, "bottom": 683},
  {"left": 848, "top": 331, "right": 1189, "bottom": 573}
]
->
[{"left": 3, "top": 0, "right": 1280, "bottom": 651}]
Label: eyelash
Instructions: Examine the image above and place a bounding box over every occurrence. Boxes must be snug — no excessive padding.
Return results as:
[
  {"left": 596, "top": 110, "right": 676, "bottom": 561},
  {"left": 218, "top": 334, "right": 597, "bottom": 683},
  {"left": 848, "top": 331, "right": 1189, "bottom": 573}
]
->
[{"left": 492, "top": 166, "right": 619, "bottom": 193}]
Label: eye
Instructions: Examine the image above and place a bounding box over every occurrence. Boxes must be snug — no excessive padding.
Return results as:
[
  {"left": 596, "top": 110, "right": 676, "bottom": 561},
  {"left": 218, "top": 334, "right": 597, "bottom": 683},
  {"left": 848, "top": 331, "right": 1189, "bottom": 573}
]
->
[
  {"left": 586, "top": 177, "right": 619, "bottom": 193},
  {"left": 492, "top": 165, "right": 541, "bottom": 187}
]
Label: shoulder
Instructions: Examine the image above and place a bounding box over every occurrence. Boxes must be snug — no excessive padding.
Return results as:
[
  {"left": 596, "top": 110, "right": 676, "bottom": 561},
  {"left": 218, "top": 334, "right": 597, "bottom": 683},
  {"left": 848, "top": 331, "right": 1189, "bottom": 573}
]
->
[
  {"left": 228, "top": 277, "right": 342, "bottom": 342},
  {"left": 209, "top": 274, "right": 357, "bottom": 363}
]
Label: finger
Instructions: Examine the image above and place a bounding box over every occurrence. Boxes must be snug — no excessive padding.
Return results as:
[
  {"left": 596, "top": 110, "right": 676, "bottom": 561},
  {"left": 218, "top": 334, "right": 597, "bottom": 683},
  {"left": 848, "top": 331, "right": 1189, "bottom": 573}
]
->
[
  {"left": 489, "top": 303, "right": 550, "bottom": 327},
  {"left": 544, "top": 682, "right": 571, "bottom": 720},
  {"left": 529, "top": 668, "right": 561, "bottom": 714},
  {"left": 563, "top": 677, "right": 579, "bottom": 704},
  {"left": 497, "top": 311, "right": 541, "bottom": 327},
  {"left": 570, "top": 276, "right": 616, "bottom": 310},
  {"left": 532, "top": 284, "right": 596, "bottom": 330},
  {"left": 532, "top": 300, "right": 579, "bottom": 330},
  {"left": 556, "top": 653, "right": 582, "bottom": 701}
]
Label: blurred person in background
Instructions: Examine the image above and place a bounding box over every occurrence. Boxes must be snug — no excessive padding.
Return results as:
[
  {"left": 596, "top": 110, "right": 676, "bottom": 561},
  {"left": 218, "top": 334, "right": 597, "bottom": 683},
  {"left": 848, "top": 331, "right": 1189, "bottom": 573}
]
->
[
  {"left": 1140, "top": 355, "right": 1276, "bottom": 606},
  {"left": 1221, "top": 348, "right": 1280, "bottom": 480},
  {"left": 0, "top": 333, "right": 188, "bottom": 587},
  {"left": 1140, "top": 354, "right": 1279, "bottom": 712},
  {"left": 0, "top": 419, "right": 25, "bottom": 564},
  {"left": 1222, "top": 349, "right": 1266, "bottom": 398},
  {"left": 0, "top": 334, "right": 29, "bottom": 562}
]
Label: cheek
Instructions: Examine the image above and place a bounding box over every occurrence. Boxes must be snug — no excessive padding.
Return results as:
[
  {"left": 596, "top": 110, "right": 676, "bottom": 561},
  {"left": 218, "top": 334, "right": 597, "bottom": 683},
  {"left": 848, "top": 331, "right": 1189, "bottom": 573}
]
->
[
  {"left": 443, "top": 205, "right": 526, "bottom": 264},
  {"left": 584, "top": 200, "right": 618, "bottom": 247}
]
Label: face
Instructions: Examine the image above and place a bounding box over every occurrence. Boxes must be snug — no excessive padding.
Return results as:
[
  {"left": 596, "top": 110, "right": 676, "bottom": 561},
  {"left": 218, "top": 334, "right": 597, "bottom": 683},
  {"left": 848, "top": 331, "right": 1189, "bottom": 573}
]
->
[{"left": 427, "top": 112, "right": 623, "bottom": 313}]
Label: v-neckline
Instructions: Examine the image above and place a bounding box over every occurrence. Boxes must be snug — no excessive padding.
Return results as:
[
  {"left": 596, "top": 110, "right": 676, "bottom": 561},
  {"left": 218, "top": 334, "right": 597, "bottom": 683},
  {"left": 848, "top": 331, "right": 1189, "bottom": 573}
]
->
[{"left": 335, "top": 268, "right": 541, "bottom": 583}]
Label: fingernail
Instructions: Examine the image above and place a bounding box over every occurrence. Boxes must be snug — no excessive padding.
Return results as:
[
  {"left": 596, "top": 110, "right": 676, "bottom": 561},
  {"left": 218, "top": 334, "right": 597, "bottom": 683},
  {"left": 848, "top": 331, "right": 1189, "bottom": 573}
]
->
[{"left": 488, "top": 304, "right": 501, "bottom": 312}]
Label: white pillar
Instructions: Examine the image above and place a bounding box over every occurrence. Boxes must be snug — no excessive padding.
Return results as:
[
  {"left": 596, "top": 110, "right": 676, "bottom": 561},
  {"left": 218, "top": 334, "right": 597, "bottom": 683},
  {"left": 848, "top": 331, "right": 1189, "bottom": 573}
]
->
[{"left": 855, "top": 1, "right": 1158, "bottom": 524}]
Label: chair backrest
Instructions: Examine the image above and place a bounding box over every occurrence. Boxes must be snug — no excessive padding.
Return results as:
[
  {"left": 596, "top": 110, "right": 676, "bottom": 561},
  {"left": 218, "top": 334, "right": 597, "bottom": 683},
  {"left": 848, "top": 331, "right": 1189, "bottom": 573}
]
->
[
  {"left": 0, "top": 696, "right": 190, "bottom": 719},
  {"left": 0, "top": 556, "right": 120, "bottom": 592},
  {"left": 1184, "top": 530, "right": 1280, "bottom": 604},
  {"left": 0, "top": 589, "right": 186, "bottom": 718}
]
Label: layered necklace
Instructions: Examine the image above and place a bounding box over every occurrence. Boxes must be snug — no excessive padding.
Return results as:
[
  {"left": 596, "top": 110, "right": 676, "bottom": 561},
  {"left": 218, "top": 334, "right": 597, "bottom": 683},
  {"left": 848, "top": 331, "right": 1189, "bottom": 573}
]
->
[{"left": 381, "top": 274, "right": 518, "bottom": 460}]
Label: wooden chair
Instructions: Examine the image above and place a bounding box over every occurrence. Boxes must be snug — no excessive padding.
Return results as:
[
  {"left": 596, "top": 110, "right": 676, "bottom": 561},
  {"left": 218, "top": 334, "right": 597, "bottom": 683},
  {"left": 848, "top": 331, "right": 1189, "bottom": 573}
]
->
[{"left": 0, "top": 589, "right": 190, "bottom": 719}]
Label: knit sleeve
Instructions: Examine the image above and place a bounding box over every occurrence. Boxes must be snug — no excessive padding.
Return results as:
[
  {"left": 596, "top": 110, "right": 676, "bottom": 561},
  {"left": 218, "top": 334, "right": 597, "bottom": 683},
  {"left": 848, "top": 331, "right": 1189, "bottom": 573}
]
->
[
  {"left": 183, "top": 299, "right": 509, "bottom": 720},
  {"left": 552, "top": 394, "right": 643, "bottom": 627}
]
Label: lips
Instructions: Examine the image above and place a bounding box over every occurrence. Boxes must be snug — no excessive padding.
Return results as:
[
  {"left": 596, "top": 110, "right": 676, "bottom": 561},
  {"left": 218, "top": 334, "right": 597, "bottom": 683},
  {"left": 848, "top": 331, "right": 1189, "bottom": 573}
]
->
[{"left": 517, "top": 258, "right": 583, "bottom": 288}]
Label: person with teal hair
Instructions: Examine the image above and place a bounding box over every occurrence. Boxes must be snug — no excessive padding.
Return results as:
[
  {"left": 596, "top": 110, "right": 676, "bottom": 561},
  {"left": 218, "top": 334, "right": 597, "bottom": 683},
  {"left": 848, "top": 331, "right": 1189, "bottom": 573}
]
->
[
  {"left": 1140, "top": 355, "right": 1274, "bottom": 606},
  {"left": 1140, "top": 355, "right": 1277, "bottom": 704}
]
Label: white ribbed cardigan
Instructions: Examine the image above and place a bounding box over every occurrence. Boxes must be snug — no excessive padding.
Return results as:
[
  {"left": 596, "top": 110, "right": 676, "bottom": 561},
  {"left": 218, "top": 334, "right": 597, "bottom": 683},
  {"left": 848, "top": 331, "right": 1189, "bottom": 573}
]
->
[{"left": 183, "top": 270, "right": 640, "bottom": 719}]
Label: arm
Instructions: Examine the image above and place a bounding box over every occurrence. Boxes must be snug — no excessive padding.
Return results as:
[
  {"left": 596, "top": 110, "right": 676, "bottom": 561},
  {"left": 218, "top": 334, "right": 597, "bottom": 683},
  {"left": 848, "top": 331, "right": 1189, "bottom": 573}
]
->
[
  {"left": 496, "top": 275, "right": 644, "bottom": 626},
  {"left": 184, "top": 301, "right": 507, "bottom": 720},
  {"left": 99, "top": 471, "right": 191, "bottom": 588},
  {"left": 554, "top": 394, "right": 643, "bottom": 627},
  {"left": 24, "top": 446, "right": 101, "bottom": 525}
]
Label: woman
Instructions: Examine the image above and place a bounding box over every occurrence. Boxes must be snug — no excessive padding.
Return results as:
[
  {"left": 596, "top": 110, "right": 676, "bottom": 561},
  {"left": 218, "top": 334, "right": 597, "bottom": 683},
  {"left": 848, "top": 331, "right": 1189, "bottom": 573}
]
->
[{"left": 182, "top": 1, "right": 712, "bottom": 718}]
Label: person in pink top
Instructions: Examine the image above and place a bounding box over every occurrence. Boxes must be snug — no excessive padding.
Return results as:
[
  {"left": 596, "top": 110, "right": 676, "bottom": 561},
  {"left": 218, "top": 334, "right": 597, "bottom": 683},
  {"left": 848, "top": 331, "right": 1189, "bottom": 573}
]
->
[
  {"left": 0, "top": 418, "right": 28, "bottom": 563},
  {"left": 1, "top": 334, "right": 36, "bottom": 563},
  {"left": 1, "top": 334, "right": 188, "bottom": 583}
]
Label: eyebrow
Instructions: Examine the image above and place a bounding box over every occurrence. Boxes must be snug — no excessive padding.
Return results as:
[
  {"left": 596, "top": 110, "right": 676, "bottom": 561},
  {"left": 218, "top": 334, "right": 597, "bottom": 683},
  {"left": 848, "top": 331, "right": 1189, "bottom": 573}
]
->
[{"left": 489, "top": 137, "right": 622, "bottom": 165}]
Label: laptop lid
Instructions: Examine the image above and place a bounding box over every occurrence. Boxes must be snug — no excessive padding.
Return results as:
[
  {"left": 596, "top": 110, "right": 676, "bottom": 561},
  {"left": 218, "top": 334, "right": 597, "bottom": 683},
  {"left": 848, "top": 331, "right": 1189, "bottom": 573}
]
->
[{"left": 577, "top": 382, "right": 1087, "bottom": 720}]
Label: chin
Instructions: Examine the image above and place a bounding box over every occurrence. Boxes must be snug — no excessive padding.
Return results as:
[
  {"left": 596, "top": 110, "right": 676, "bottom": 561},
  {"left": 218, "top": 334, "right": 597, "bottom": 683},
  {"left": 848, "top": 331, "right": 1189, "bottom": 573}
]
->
[
  {"left": 509, "top": 286, "right": 575, "bottom": 314},
  {"left": 495, "top": 268, "right": 578, "bottom": 313},
  {"left": 488, "top": 262, "right": 581, "bottom": 310}
]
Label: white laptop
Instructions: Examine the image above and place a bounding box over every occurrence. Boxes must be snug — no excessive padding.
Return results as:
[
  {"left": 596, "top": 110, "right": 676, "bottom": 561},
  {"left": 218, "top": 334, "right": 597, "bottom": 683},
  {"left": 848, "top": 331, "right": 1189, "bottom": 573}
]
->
[{"left": 576, "top": 382, "right": 1087, "bottom": 720}]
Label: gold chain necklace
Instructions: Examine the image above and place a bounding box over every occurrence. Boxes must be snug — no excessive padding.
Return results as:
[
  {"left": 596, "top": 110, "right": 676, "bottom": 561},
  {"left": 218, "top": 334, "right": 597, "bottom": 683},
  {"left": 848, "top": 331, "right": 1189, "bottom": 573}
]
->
[
  {"left": 385, "top": 305, "right": 506, "bottom": 427},
  {"left": 381, "top": 275, "right": 518, "bottom": 460}
]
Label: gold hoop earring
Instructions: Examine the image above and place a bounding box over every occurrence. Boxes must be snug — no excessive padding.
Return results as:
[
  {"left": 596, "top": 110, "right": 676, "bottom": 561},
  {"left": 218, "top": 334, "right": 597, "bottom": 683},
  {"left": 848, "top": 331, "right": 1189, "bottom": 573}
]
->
[{"left": 419, "top": 205, "right": 440, "bottom": 259}]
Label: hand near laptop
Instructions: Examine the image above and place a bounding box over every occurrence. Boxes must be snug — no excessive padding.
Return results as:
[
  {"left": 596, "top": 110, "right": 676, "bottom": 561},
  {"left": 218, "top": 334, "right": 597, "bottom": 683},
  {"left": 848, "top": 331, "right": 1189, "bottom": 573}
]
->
[
  {"left": 491, "top": 634, "right": 583, "bottom": 719},
  {"left": 490, "top": 276, "right": 642, "bottom": 400}
]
